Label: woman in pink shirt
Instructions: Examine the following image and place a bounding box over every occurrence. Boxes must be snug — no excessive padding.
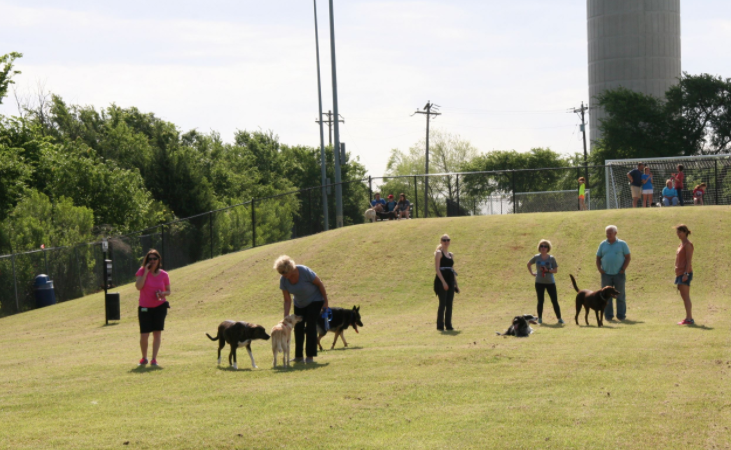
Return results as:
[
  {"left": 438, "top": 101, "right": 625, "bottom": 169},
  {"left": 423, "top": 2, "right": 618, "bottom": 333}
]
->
[{"left": 135, "top": 249, "right": 171, "bottom": 366}]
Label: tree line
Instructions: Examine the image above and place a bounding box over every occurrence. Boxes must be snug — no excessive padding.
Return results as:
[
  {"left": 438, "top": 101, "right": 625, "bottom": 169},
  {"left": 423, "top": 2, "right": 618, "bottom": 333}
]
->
[{"left": 0, "top": 53, "right": 368, "bottom": 255}]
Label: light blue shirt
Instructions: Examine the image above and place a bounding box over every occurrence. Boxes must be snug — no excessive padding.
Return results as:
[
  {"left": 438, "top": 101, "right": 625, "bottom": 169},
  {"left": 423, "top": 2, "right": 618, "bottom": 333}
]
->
[
  {"left": 596, "top": 239, "right": 630, "bottom": 276},
  {"left": 279, "top": 266, "right": 323, "bottom": 308},
  {"left": 662, "top": 187, "right": 677, "bottom": 198}
]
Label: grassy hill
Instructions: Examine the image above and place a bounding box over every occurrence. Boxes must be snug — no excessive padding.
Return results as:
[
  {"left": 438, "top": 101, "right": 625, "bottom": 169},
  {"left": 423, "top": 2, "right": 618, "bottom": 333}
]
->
[{"left": 1, "top": 207, "right": 730, "bottom": 449}]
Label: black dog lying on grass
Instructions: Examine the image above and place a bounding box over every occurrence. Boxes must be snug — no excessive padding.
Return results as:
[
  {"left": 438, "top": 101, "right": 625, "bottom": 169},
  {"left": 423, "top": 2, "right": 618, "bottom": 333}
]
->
[{"left": 496, "top": 314, "right": 539, "bottom": 337}]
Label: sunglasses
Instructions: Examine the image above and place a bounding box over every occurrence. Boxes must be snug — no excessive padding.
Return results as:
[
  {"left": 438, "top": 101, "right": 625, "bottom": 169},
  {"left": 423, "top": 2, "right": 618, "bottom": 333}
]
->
[
  {"left": 539, "top": 245, "right": 549, "bottom": 249},
  {"left": 441, "top": 238, "right": 451, "bottom": 242},
  {"left": 148, "top": 257, "right": 159, "bottom": 261}
]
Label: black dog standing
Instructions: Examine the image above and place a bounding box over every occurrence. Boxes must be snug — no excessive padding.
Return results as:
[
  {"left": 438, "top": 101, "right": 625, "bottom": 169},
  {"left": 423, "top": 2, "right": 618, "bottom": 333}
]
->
[{"left": 434, "top": 234, "right": 459, "bottom": 331}]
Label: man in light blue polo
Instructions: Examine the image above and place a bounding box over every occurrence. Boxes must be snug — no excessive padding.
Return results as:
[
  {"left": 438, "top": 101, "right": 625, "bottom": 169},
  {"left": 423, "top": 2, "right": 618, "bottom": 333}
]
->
[{"left": 596, "top": 225, "right": 631, "bottom": 321}]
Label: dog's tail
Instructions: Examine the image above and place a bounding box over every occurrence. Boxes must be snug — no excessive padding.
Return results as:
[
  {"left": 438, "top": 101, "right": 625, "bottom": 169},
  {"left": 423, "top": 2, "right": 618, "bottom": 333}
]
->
[
  {"left": 569, "top": 274, "right": 580, "bottom": 293},
  {"left": 205, "top": 332, "right": 219, "bottom": 341}
]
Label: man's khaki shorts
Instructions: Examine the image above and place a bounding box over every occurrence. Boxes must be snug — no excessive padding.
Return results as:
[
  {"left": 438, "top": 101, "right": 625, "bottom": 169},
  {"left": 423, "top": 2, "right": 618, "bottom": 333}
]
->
[{"left": 631, "top": 185, "right": 642, "bottom": 199}]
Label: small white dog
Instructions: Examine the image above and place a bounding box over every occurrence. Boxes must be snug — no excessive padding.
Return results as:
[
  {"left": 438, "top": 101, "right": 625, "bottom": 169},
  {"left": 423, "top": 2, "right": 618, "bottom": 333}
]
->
[
  {"left": 364, "top": 208, "right": 377, "bottom": 223},
  {"left": 270, "top": 314, "right": 303, "bottom": 368}
]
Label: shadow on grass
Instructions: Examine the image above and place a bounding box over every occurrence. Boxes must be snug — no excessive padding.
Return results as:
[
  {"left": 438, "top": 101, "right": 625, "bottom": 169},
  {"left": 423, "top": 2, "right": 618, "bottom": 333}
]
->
[
  {"left": 539, "top": 323, "right": 565, "bottom": 329},
  {"left": 98, "top": 322, "right": 120, "bottom": 328},
  {"left": 325, "top": 346, "right": 364, "bottom": 352},
  {"left": 617, "top": 319, "right": 645, "bottom": 325},
  {"left": 272, "top": 362, "right": 330, "bottom": 373},
  {"left": 689, "top": 324, "right": 714, "bottom": 330},
  {"left": 129, "top": 365, "right": 163, "bottom": 374},
  {"left": 440, "top": 330, "right": 462, "bottom": 336}
]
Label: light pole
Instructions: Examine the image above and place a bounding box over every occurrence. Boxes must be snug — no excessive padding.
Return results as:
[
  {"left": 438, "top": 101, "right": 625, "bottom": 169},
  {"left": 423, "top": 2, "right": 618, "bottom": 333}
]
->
[
  {"left": 328, "top": 0, "right": 344, "bottom": 228},
  {"left": 313, "top": 0, "right": 329, "bottom": 231}
]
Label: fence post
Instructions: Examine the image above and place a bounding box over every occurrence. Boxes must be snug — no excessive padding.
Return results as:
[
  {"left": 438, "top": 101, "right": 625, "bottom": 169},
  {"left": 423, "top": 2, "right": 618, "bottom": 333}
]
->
[
  {"left": 44, "top": 248, "right": 48, "bottom": 275},
  {"left": 414, "top": 176, "right": 418, "bottom": 219},
  {"left": 11, "top": 252, "right": 19, "bottom": 313},
  {"left": 209, "top": 211, "right": 214, "bottom": 260},
  {"left": 251, "top": 198, "right": 256, "bottom": 248},
  {"left": 368, "top": 176, "right": 372, "bottom": 202},
  {"left": 161, "top": 224, "right": 166, "bottom": 260},
  {"left": 424, "top": 174, "right": 429, "bottom": 218},
  {"left": 715, "top": 160, "right": 719, "bottom": 205},
  {"left": 74, "top": 245, "right": 83, "bottom": 296},
  {"left": 308, "top": 189, "right": 313, "bottom": 234},
  {"left": 511, "top": 171, "right": 516, "bottom": 213},
  {"left": 456, "top": 174, "right": 460, "bottom": 213}
]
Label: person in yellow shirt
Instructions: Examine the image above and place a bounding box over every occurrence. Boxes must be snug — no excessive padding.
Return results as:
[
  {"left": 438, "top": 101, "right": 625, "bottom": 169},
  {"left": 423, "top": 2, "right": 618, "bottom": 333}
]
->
[{"left": 578, "top": 177, "right": 587, "bottom": 211}]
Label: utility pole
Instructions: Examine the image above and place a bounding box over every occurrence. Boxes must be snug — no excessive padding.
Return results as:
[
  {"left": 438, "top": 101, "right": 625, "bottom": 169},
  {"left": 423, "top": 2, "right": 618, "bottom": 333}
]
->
[
  {"left": 413, "top": 101, "right": 440, "bottom": 218},
  {"left": 571, "top": 102, "right": 589, "bottom": 183},
  {"left": 328, "top": 0, "right": 344, "bottom": 228},
  {"left": 313, "top": 0, "right": 329, "bottom": 232},
  {"left": 315, "top": 110, "right": 345, "bottom": 147}
]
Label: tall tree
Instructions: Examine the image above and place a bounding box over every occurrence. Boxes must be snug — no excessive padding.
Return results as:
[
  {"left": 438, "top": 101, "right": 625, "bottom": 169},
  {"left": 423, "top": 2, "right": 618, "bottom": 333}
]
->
[{"left": 0, "top": 52, "right": 22, "bottom": 105}]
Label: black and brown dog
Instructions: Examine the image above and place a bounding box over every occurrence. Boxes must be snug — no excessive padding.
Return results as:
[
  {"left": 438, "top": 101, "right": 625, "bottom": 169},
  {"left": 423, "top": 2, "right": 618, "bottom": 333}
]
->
[
  {"left": 206, "top": 320, "right": 270, "bottom": 370},
  {"left": 570, "top": 274, "right": 621, "bottom": 327},
  {"left": 496, "top": 314, "right": 539, "bottom": 337},
  {"left": 316, "top": 306, "right": 363, "bottom": 350}
]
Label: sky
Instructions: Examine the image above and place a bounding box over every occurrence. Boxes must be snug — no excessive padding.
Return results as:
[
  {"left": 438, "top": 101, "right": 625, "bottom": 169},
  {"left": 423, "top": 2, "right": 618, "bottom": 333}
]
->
[{"left": 2, "top": 0, "right": 730, "bottom": 177}]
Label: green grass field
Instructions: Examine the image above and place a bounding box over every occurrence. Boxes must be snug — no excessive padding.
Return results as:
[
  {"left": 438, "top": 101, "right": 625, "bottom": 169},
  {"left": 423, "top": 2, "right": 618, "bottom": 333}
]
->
[{"left": 1, "top": 207, "right": 730, "bottom": 449}]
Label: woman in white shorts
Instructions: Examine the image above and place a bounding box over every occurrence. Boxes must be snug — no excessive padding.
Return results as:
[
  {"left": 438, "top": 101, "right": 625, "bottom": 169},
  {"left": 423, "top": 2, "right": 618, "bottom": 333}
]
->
[{"left": 641, "top": 167, "right": 654, "bottom": 207}]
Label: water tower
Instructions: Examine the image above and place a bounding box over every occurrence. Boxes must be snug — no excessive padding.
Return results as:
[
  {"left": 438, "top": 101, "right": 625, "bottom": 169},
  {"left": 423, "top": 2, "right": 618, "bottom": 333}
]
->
[{"left": 587, "top": 0, "right": 681, "bottom": 145}]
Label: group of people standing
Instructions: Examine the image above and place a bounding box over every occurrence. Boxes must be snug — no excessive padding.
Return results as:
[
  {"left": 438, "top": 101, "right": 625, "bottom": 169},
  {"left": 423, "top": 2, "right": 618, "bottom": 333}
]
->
[
  {"left": 129, "top": 225, "right": 696, "bottom": 366},
  {"left": 431, "top": 223, "right": 696, "bottom": 331},
  {"left": 627, "top": 162, "right": 707, "bottom": 208},
  {"left": 369, "top": 192, "right": 411, "bottom": 220}
]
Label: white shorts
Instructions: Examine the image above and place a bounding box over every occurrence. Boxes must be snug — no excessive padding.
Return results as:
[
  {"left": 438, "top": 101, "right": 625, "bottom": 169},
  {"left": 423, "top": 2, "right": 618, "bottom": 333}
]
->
[{"left": 642, "top": 189, "right": 653, "bottom": 195}]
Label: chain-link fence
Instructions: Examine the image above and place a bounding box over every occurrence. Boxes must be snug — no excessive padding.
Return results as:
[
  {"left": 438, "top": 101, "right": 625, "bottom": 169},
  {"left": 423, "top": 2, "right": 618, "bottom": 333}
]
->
[
  {"left": 4, "top": 163, "right": 729, "bottom": 318},
  {"left": 373, "top": 165, "right": 608, "bottom": 218}
]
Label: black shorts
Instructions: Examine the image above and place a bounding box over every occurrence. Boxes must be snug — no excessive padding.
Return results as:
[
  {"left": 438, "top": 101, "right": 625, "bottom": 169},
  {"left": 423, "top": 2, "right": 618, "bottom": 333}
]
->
[{"left": 138, "top": 302, "right": 169, "bottom": 334}]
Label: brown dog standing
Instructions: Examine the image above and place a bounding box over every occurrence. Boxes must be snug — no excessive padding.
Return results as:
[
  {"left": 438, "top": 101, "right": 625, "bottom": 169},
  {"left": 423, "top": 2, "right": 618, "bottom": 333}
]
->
[
  {"left": 270, "top": 315, "right": 302, "bottom": 368},
  {"left": 570, "top": 274, "right": 620, "bottom": 327}
]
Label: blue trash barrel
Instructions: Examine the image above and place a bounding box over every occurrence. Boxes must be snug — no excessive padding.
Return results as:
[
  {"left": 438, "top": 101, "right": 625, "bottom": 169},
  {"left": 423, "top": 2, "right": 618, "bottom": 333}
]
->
[{"left": 34, "top": 274, "right": 57, "bottom": 308}]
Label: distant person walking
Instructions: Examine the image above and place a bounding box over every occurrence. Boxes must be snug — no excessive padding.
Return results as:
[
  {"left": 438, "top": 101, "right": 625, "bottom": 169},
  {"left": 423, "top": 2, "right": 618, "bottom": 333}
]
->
[
  {"left": 526, "top": 239, "right": 563, "bottom": 324},
  {"left": 641, "top": 167, "right": 654, "bottom": 208},
  {"left": 578, "top": 177, "right": 587, "bottom": 211},
  {"left": 274, "top": 255, "right": 329, "bottom": 363},
  {"left": 596, "top": 225, "right": 631, "bottom": 321},
  {"left": 135, "top": 249, "right": 171, "bottom": 366},
  {"left": 434, "top": 234, "right": 459, "bottom": 331},
  {"left": 671, "top": 165, "right": 686, "bottom": 206},
  {"left": 674, "top": 225, "right": 695, "bottom": 325},
  {"left": 627, "top": 162, "right": 645, "bottom": 208}
]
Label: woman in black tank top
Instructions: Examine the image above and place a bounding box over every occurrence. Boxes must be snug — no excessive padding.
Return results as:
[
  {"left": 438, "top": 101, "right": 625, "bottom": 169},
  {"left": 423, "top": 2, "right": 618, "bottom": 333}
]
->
[{"left": 434, "top": 234, "right": 459, "bottom": 331}]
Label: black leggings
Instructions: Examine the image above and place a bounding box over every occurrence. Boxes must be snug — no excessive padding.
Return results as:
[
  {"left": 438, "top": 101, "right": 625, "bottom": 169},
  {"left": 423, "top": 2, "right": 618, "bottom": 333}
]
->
[
  {"left": 294, "top": 301, "right": 324, "bottom": 358},
  {"left": 436, "top": 288, "right": 455, "bottom": 330},
  {"left": 535, "top": 283, "right": 561, "bottom": 319}
]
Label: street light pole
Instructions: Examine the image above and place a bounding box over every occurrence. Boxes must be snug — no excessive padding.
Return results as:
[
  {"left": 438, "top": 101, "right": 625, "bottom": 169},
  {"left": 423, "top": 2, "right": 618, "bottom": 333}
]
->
[
  {"left": 313, "top": 0, "right": 329, "bottom": 232},
  {"left": 328, "top": 0, "right": 344, "bottom": 228}
]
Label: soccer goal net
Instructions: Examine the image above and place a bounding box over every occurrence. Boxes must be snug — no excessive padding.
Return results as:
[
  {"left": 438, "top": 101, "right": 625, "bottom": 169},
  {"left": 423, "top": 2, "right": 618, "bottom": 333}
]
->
[
  {"left": 514, "top": 189, "right": 590, "bottom": 213},
  {"left": 605, "top": 154, "right": 731, "bottom": 209}
]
